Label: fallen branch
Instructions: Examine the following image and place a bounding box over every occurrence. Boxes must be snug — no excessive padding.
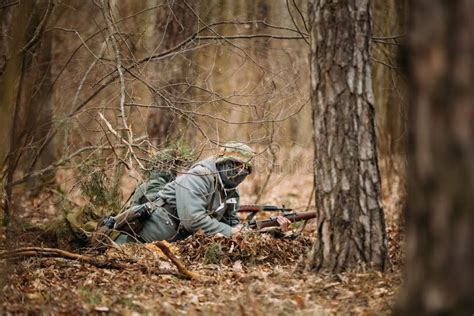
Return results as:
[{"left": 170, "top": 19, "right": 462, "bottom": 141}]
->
[
  {"left": 1, "top": 246, "right": 140, "bottom": 270},
  {"left": 153, "top": 241, "right": 201, "bottom": 280},
  {"left": 0, "top": 246, "right": 193, "bottom": 278}
]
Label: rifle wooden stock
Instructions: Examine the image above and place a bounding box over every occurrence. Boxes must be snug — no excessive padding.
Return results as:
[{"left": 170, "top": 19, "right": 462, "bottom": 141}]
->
[{"left": 246, "top": 211, "right": 316, "bottom": 229}]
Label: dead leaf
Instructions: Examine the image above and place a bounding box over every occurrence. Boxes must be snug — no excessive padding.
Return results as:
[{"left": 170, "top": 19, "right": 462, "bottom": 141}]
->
[
  {"left": 94, "top": 306, "right": 109, "bottom": 312},
  {"left": 293, "top": 295, "right": 305, "bottom": 308},
  {"left": 232, "top": 260, "right": 244, "bottom": 272}
]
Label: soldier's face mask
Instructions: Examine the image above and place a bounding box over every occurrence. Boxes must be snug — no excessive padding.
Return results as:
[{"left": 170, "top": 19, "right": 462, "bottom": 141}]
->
[{"left": 217, "top": 160, "right": 251, "bottom": 189}]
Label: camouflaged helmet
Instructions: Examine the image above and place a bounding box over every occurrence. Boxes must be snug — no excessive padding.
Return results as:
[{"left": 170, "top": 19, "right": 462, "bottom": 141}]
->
[{"left": 215, "top": 142, "right": 255, "bottom": 172}]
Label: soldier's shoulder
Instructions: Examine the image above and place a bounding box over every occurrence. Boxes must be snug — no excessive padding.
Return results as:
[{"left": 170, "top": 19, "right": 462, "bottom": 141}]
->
[
  {"left": 175, "top": 165, "right": 215, "bottom": 186},
  {"left": 187, "top": 164, "right": 215, "bottom": 177}
]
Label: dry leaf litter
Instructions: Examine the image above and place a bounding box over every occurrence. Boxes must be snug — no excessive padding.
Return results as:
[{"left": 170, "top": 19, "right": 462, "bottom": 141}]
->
[{"left": 1, "top": 159, "right": 404, "bottom": 315}]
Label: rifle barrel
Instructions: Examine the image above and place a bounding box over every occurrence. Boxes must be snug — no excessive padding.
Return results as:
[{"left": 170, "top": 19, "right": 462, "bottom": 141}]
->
[
  {"left": 247, "top": 211, "right": 316, "bottom": 229},
  {"left": 238, "top": 204, "right": 292, "bottom": 213}
]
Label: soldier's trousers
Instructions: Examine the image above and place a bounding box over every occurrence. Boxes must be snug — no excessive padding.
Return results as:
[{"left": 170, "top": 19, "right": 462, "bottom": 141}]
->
[{"left": 115, "top": 205, "right": 180, "bottom": 243}]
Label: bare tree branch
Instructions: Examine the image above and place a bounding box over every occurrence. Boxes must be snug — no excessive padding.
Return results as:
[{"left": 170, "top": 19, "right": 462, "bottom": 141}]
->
[
  {"left": 286, "top": 0, "right": 310, "bottom": 45},
  {"left": 292, "top": 0, "right": 309, "bottom": 33},
  {"left": 100, "top": 0, "right": 129, "bottom": 137},
  {"left": 19, "top": 0, "right": 54, "bottom": 54},
  {"left": 196, "top": 34, "right": 308, "bottom": 40}
]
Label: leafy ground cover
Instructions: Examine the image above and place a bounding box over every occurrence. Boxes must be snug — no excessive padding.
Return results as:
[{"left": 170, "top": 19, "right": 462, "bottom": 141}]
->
[
  {"left": 1, "top": 164, "right": 404, "bottom": 314},
  {"left": 1, "top": 223, "right": 402, "bottom": 315}
]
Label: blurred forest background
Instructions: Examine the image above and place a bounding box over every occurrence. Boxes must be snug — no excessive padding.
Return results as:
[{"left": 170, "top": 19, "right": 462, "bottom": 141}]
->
[
  {"left": 2, "top": 0, "right": 472, "bottom": 314},
  {"left": 1, "top": 0, "right": 443, "bottom": 314},
  {"left": 0, "top": 0, "right": 405, "bottom": 224}
]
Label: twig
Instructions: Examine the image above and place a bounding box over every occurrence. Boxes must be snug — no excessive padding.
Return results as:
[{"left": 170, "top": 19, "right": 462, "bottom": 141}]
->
[
  {"left": 98, "top": 113, "right": 145, "bottom": 170},
  {"left": 70, "top": 20, "right": 302, "bottom": 117},
  {"left": 196, "top": 34, "right": 308, "bottom": 40},
  {"left": 1, "top": 247, "right": 143, "bottom": 271},
  {"left": 153, "top": 241, "right": 200, "bottom": 280},
  {"left": 124, "top": 98, "right": 307, "bottom": 125},
  {"left": 10, "top": 144, "right": 144, "bottom": 187},
  {"left": 71, "top": 41, "right": 108, "bottom": 109},
  {"left": 97, "top": 118, "right": 132, "bottom": 170},
  {"left": 254, "top": 126, "right": 278, "bottom": 204},
  {"left": 372, "top": 39, "right": 403, "bottom": 46},
  {"left": 19, "top": 0, "right": 54, "bottom": 54},
  {"left": 1, "top": 246, "right": 195, "bottom": 279},
  {"left": 22, "top": 40, "right": 110, "bottom": 181},
  {"left": 286, "top": 0, "right": 310, "bottom": 45},
  {"left": 49, "top": 27, "right": 104, "bottom": 61},
  {"left": 372, "top": 34, "right": 405, "bottom": 40},
  {"left": 99, "top": 0, "right": 129, "bottom": 138},
  {"left": 0, "top": 1, "right": 18, "bottom": 9},
  {"left": 183, "top": 1, "right": 271, "bottom": 73},
  {"left": 371, "top": 57, "right": 399, "bottom": 70},
  {"left": 48, "top": 3, "right": 168, "bottom": 92},
  {"left": 210, "top": 19, "right": 306, "bottom": 35},
  {"left": 292, "top": 0, "right": 309, "bottom": 33}
]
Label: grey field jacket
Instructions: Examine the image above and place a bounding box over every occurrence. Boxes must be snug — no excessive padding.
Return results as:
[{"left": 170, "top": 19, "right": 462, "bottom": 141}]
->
[{"left": 138, "top": 157, "right": 241, "bottom": 241}]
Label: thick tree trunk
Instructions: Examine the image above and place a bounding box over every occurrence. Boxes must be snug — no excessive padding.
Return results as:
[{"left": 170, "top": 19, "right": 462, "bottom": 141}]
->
[
  {"left": 307, "top": 0, "right": 387, "bottom": 272},
  {"left": 399, "top": 0, "right": 474, "bottom": 313}
]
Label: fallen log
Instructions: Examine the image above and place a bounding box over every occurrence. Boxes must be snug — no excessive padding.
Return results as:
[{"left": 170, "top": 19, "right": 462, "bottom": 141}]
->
[{"left": 0, "top": 245, "right": 196, "bottom": 279}]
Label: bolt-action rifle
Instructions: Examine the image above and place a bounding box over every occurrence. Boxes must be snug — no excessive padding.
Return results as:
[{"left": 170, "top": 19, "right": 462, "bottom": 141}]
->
[
  {"left": 238, "top": 204, "right": 292, "bottom": 220},
  {"left": 246, "top": 211, "right": 316, "bottom": 229}
]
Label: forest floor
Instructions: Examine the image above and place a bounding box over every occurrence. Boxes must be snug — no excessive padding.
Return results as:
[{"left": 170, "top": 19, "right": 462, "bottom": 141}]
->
[{"left": 0, "top": 160, "right": 404, "bottom": 315}]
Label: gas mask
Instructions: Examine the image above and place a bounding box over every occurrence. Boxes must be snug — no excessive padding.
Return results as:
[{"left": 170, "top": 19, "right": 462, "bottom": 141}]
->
[{"left": 217, "top": 160, "right": 250, "bottom": 189}]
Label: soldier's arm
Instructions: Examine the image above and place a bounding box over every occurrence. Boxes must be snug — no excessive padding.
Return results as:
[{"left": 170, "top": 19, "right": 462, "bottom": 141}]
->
[{"left": 175, "top": 168, "right": 233, "bottom": 237}]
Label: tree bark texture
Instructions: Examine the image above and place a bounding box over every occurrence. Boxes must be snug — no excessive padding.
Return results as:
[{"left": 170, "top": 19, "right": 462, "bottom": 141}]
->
[
  {"left": 399, "top": 0, "right": 474, "bottom": 313},
  {"left": 307, "top": 0, "right": 387, "bottom": 272}
]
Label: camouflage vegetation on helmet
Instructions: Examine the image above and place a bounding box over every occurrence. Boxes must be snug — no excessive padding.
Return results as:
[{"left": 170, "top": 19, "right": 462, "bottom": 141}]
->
[
  {"left": 215, "top": 142, "right": 255, "bottom": 171},
  {"left": 147, "top": 141, "right": 195, "bottom": 178}
]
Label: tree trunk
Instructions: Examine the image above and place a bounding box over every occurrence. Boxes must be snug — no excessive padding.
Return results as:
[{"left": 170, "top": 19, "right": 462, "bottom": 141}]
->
[
  {"left": 307, "top": 0, "right": 387, "bottom": 272},
  {"left": 0, "top": 2, "right": 34, "bottom": 169},
  {"left": 24, "top": 19, "right": 56, "bottom": 194},
  {"left": 0, "top": 1, "right": 52, "bottom": 224},
  {"left": 399, "top": 0, "right": 474, "bottom": 313}
]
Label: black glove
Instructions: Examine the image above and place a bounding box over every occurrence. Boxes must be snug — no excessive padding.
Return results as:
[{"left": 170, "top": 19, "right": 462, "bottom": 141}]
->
[{"left": 99, "top": 216, "right": 116, "bottom": 229}]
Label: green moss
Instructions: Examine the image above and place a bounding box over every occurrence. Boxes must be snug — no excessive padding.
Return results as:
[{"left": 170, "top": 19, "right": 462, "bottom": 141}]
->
[
  {"left": 204, "top": 242, "right": 223, "bottom": 264},
  {"left": 78, "top": 158, "right": 122, "bottom": 211}
]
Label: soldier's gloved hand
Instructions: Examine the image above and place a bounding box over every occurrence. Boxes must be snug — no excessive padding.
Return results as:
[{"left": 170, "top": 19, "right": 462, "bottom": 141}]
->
[
  {"left": 276, "top": 215, "right": 291, "bottom": 232},
  {"left": 100, "top": 216, "right": 116, "bottom": 229}
]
